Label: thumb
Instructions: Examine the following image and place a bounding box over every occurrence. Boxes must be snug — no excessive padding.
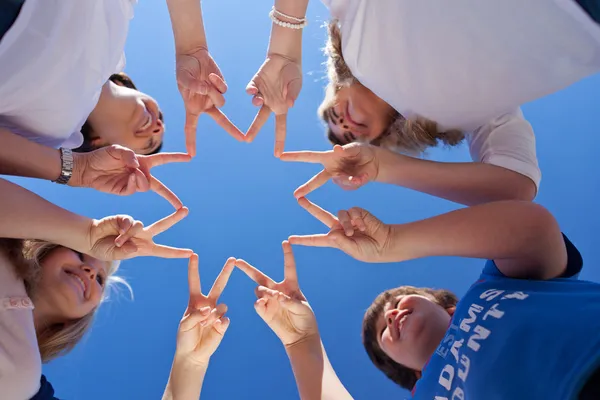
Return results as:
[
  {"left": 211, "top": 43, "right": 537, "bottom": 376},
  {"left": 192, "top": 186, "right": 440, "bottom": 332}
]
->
[
  {"left": 212, "top": 316, "right": 230, "bottom": 335},
  {"left": 254, "top": 297, "right": 270, "bottom": 321},
  {"left": 108, "top": 145, "right": 139, "bottom": 168},
  {"left": 285, "top": 78, "right": 302, "bottom": 109},
  {"left": 246, "top": 80, "right": 259, "bottom": 96},
  {"left": 278, "top": 294, "right": 308, "bottom": 314},
  {"left": 328, "top": 230, "right": 356, "bottom": 256}
]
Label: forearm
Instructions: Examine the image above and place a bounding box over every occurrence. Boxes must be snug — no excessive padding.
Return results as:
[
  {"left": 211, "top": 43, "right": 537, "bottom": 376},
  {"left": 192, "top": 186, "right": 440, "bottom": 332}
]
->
[
  {"left": 386, "top": 201, "right": 566, "bottom": 277},
  {"left": 286, "top": 336, "right": 353, "bottom": 400},
  {"left": 267, "top": 0, "right": 310, "bottom": 60},
  {"left": 0, "top": 178, "right": 91, "bottom": 251},
  {"left": 377, "top": 150, "right": 536, "bottom": 206},
  {"left": 162, "top": 357, "right": 207, "bottom": 400},
  {"left": 0, "top": 127, "right": 62, "bottom": 181},
  {"left": 166, "top": 0, "right": 207, "bottom": 53}
]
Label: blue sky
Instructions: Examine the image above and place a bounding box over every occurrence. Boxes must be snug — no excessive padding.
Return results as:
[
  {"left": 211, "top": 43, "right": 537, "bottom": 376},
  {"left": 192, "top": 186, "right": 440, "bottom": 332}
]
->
[{"left": 14, "top": 1, "right": 600, "bottom": 399}]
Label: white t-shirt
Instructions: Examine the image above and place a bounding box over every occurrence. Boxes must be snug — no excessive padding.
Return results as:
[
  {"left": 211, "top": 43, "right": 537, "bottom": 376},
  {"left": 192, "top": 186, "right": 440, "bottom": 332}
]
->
[
  {"left": 0, "top": 0, "right": 136, "bottom": 149},
  {"left": 0, "top": 252, "right": 40, "bottom": 399},
  {"left": 322, "top": 0, "right": 600, "bottom": 188}
]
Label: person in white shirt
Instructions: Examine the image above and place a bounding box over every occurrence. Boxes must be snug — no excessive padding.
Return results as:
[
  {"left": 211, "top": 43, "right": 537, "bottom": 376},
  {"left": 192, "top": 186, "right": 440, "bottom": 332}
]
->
[
  {"left": 247, "top": 0, "right": 600, "bottom": 206},
  {"left": 0, "top": 0, "right": 242, "bottom": 160},
  {"left": 0, "top": 177, "right": 193, "bottom": 399}
]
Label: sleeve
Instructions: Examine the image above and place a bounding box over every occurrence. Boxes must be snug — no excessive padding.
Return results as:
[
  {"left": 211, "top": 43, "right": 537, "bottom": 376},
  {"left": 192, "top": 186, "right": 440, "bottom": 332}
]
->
[
  {"left": 0, "top": 256, "right": 42, "bottom": 399},
  {"left": 467, "top": 107, "right": 541, "bottom": 191},
  {"left": 480, "top": 233, "right": 583, "bottom": 280},
  {"left": 29, "top": 375, "right": 60, "bottom": 400}
]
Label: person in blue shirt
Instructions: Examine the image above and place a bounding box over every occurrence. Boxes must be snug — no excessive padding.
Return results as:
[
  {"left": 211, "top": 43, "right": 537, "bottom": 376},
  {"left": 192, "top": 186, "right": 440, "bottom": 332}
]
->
[{"left": 236, "top": 199, "right": 600, "bottom": 399}]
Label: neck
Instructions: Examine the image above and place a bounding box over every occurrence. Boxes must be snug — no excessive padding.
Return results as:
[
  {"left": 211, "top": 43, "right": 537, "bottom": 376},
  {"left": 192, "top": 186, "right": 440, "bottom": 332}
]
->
[{"left": 32, "top": 303, "right": 58, "bottom": 335}]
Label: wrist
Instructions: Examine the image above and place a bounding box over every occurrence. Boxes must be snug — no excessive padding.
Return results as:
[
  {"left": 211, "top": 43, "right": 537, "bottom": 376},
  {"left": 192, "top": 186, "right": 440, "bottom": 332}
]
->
[
  {"left": 385, "top": 223, "right": 422, "bottom": 263},
  {"left": 172, "top": 354, "right": 209, "bottom": 371},
  {"left": 284, "top": 332, "right": 321, "bottom": 353},
  {"left": 376, "top": 148, "right": 409, "bottom": 184},
  {"left": 267, "top": 26, "right": 302, "bottom": 62},
  {"left": 69, "top": 152, "right": 85, "bottom": 188},
  {"left": 167, "top": 0, "right": 208, "bottom": 55}
]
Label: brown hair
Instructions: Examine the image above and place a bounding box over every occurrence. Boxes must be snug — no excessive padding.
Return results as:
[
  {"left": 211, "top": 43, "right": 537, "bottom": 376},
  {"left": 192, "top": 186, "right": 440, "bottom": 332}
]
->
[
  {"left": 75, "top": 72, "right": 163, "bottom": 154},
  {"left": 362, "top": 286, "right": 458, "bottom": 390},
  {"left": 320, "top": 21, "right": 465, "bottom": 155},
  {"left": 0, "top": 239, "right": 127, "bottom": 362}
]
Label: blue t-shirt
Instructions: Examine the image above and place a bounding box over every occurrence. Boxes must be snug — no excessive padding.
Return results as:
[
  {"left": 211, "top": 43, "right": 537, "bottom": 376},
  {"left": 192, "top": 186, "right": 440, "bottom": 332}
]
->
[{"left": 412, "top": 236, "right": 600, "bottom": 400}]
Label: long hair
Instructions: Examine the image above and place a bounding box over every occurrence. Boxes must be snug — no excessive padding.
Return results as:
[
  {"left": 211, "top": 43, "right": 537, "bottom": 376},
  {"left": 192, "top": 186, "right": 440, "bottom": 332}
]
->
[
  {"left": 1, "top": 239, "right": 129, "bottom": 362},
  {"left": 319, "top": 20, "right": 465, "bottom": 155}
]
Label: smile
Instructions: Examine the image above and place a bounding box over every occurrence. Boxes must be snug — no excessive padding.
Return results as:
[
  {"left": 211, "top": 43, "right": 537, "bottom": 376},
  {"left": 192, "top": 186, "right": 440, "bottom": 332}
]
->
[
  {"left": 396, "top": 310, "right": 412, "bottom": 336},
  {"left": 66, "top": 271, "right": 86, "bottom": 297},
  {"left": 138, "top": 109, "right": 152, "bottom": 132}
]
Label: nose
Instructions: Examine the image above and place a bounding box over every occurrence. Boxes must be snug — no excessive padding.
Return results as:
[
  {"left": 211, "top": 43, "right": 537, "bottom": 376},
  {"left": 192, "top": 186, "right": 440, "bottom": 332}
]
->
[
  {"left": 152, "top": 118, "right": 164, "bottom": 136},
  {"left": 82, "top": 264, "right": 97, "bottom": 280},
  {"left": 385, "top": 309, "right": 399, "bottom": 327}
]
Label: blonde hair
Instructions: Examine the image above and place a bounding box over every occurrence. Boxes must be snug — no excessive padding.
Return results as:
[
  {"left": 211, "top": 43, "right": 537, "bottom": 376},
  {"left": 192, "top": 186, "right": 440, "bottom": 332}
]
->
[
  {"left": 1, "top": 239, "right": 130, "bottom": 362},
  {"left": 319, "top": 20, "right": 465, "bottom": 155}
]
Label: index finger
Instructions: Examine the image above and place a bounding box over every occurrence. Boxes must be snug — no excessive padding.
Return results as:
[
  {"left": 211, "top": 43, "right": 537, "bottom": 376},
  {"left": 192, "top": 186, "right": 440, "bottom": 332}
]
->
[
  {"left": 274, "top": 113, "right": 287, "bottom": 157},
  {"left": 149, "top": 243, "right": 194, "bottom": 259},
  {"left": 185, "top": 110, "right": 200, "bottom": 157},
  {"left": 280, "top": 150, "right": 329, "bottom": 164},
  {"left": 188, "top": 254, "right": 202, "bottom": 295},
  {"left": 282, "top": 241, "right": 297, "bottom": 284},
  {"left": 294, "top": 169, "right": 332, "bottom": 199},
  {"left": 245, "top": 106, "right": 271, "bottom": 143},
  {"left": 208, "top": 257, "right": 236, "bottom": 301},
  {"left": 147, "top": 207, "right": 189, "bottom": 236},
  {"left": 206, "top": 108, "right": 246, "bottom": 142},
  {"left": 146, "top": 153, "right": 192, "bottom": 168},
  {"left": 150, "top": 176, "right": 183, "bottom": 210},
  {"left": 235, "top": 259, "right": 276, "bottom": 288},
  {"left": 297, "top": 197, "right": 338, "bottom": 228}
]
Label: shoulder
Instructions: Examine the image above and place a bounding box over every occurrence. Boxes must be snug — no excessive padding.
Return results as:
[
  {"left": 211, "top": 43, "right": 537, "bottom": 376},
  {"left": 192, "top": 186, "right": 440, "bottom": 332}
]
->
[
  {"left": 0, "top": 306, "right": 42, "bottom": 399},
  {"left": 481, "top": 233, "right": 583, "bottom": 281},
  {"left": 467, "top": 107, "right": 541, "bottom": 189}
]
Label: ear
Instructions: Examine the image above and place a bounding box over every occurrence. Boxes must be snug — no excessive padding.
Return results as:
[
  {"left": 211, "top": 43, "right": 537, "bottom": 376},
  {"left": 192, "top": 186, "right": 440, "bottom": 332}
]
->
[{"left": 446, "top": 306, "right": 456, "bottom": 317}]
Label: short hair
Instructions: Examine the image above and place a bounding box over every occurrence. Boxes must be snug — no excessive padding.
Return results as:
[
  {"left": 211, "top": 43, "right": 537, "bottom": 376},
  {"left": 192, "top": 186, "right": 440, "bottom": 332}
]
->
[
  {"left": 75, "top": 72, "right": 164, "bottom": 154},
  {"left": 362, "top": 286, "right": 458, "bottom": 390}
]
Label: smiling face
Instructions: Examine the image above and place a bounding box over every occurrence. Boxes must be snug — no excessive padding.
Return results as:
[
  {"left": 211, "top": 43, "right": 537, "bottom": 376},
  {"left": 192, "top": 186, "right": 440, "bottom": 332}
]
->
[
  {"left": 375, "top": 294, "right": 454, "bottom": 371},
  {"left": 32, "top": 247, "right": 108, "bottom": 324},
  {"left": 84, "top": 79, "right": 165, "bottom": 154},
  {"left": 362, "top": 286, "right": 458, "bottom": 389},
  {"left": 320, "top": 81, "right": 397, "bottom": 146}
]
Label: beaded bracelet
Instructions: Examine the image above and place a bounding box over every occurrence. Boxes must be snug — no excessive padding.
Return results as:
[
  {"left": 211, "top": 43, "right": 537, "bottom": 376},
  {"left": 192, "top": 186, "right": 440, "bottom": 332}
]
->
[{"left": 269, "top": 8, "right": 308, "bottom": 30}]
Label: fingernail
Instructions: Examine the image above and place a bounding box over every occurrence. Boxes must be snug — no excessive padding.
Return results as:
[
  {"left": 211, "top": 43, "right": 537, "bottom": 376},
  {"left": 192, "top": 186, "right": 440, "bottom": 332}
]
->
[{"left": 200, "top": 306, "right": 210, "bottom": 314}]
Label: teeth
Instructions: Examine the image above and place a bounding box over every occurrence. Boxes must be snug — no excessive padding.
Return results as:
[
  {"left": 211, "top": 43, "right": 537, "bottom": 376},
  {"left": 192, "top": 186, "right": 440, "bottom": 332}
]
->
[
  {"left": 68, "top": 272, "right": 85, "bottom": 294},
  {"left": 140, "top": 113, "right": 152, "bottom": 130}
]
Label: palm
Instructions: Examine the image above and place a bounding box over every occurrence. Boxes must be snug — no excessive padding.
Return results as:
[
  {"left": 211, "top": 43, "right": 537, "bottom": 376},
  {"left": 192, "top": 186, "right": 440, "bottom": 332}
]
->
[
  {"left": 175, "top": 256, "right": 234, "bottom": 365},
  {"left": 236, "top": 242, "right": 318, "bottom": 346},
  {"left": 176, "top": 50, "right": 223, "bottom": 114},
  {"left": 280, "top": 144, "right": 380, "bottom": 197},
  {"left": 290, "top": 198, "right": 392, "bottom": 263},
  {"left": 176, "top": 49, "right": 244, "bottom": 156},
  {"left": 72, "top": 145, "right": 190, "bottom": 209},
  {"left": 245, "top": 54, "right": 302, "bottom": 156},
  {"left": 87, "top": 208, "right": 193, "bottom": 261}
]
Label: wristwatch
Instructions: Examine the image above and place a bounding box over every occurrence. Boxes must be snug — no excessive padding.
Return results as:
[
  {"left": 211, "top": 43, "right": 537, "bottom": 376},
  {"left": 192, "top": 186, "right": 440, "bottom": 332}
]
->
[{"left": 54, "top": 147, "right": 74, "bottom": 185}]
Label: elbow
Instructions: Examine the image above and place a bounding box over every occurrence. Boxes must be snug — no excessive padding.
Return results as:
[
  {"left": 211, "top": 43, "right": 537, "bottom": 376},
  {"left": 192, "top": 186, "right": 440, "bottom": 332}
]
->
[{"left": 506, "top": 175, "right": 537, "bottom": 202}]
